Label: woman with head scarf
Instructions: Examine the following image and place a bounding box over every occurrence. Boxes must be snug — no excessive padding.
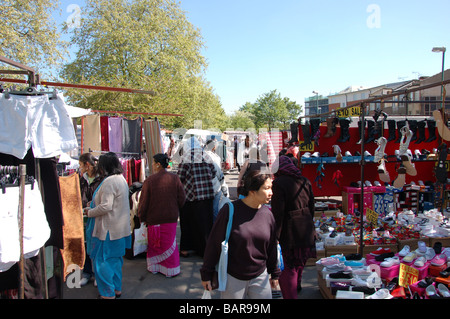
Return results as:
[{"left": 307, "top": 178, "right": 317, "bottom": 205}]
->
[
  {"left": 138, "top": 153, "right": 186, "bottom": 277},
  {"left": 177, "top": 137, "right": 217, "bottom": 257},
  {"left": 270, "top": 155, "right": 316, "bottom": 299}
]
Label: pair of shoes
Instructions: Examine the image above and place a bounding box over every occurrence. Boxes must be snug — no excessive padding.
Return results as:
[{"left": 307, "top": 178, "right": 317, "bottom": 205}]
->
[
  {"left": 329, "top": 271, "right": 352, "bottom": 279},
  {"left": 370, "top": 247, "right": 391, "bottom": 256},
  {"left": 430, "top": 254, "right": 446, "bottom": 266},
  {"left": 385, "top": 277, "right": 399, "bottom": 292},
  {"left": 425, "top": 284, "right": 449, "bottom": 299},
  {"left": 375, "top": 252, "right": 395, "bottom": 261},
  {"left": 402, "top": 251, "right": 417, "bottom": 263},
  {"left": 345, "top": 253, "right": 362, "bottom": 261},
  {"left": 366, "top": 288, "right": 393, "bottom": 299},
  {"left": 398, "top": 245, "right": 410, "bottom": 257},
  {"left": 380, "top": 256, "right": 400, "bottom": 267},
  {"left": 418, "top": 277, "right": 434, "bottom": 288},
  {"left": 414, "top": 256, "right": 427, "bottom": 267},
  {"left": 440, "top": 266, "right": 450, "bottom": 277}
]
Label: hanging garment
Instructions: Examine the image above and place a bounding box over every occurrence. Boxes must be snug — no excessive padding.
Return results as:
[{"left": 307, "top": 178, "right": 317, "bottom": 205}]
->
[
  {"left": 122, "top": 118, "right": 142, "bottom": 155},
  {"left": 143, "top": 119, "right": 163, "bottom": 175},
  {"left": 59, "top": 173, "right": 85, "bottom": 280},
  {"left": 0, "top": 183, "right": 50, "bottom": 272},
  {"left": 0, "top": 93, "right": 78, "bottom": 159},
  {"left": 82, "top": 114, "right": 101, "bottom": 155},
  {"left": 100, "top": 116, "right": 110, "bottom": 152},
  {"left": 108, "top": 117, "right": 123, "bottom": 153}
]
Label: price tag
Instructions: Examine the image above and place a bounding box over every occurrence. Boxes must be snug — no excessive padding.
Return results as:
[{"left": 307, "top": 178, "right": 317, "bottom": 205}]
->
[
  {"left": 366, "top": 208, "right": 379, "bottom": 226},
  {"left": 298, "top": 141, "right": 314, "bottom": 152},
  {"left": 399, "top": 263, "right": 419, "bottom": 288},
  {"left": 336, "top": 106, "right": 361, "bottom": 118}
]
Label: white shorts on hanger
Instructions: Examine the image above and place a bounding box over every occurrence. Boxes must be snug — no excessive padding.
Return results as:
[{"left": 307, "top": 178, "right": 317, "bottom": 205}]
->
[{"left": 0, "top": 93, "right": 78, "bottom": 159}]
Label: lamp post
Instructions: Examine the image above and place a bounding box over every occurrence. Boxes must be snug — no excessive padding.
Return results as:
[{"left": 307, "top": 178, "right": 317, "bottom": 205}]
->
[
  {"left": 432, "top": 47, "right": 446, "bottom": 109},
  {"left": 312, "top": 90, "right": 319, "bottom": 116}
]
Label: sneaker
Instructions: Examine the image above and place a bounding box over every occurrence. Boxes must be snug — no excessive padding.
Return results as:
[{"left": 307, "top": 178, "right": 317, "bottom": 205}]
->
[
  {"left": 438, "top": 283, "right": 450, "bottom": 298},
  {"left": 416, "top": 240, "right": 427, "bottom": 254},
  {"left": 425, "top": 247, "right": 436, "bottom": 261},
  {"left": 345, "top": 260, "right": 364, "bottom": 267},
  {"left": 414, "top": 256, "right": 427, "bottom": 267},
  {"left": 402, "top": 251, "right": 417, "bottom": 263},
  {"left": 380, "top": 256, "right": 400, "bottom": 267},
  {"left": 398, "top": 245, "right": 410, "bottom": 257},
  {"left": 370, "top": 247, "right": 391, "bottom": 256},
  {"left": 320, "top": 257, "right": 341, "bottom": 267},
  {"left": 366, "top": 288, "right": 393, "bottom": 299},
  {"left": 430, "top": 254, "right": 447, "bottom": 266}
]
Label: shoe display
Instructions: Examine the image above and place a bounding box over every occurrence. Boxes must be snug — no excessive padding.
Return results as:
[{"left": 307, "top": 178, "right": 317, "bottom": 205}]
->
[
  {"left": 424, "top": 247, "right": 436, "bottom": 261},
  {"left": 375, "top": 252, "right": 395, "bottom": 262},
  {"left": 414, "top": 256, "right": 426, "bottom": 267},
  {"left": 333, "top": 145, "right": 343, "bottom": 162},
  {"left": 440, "top": 267, "right": 450, "bottom": 278},
  {"left": 431, "top": 254, "right": 447, "bottom": 267},
  {"left": 398, "top": 245, "right": 410, "bottom": 257},
  {"left": 426, "top": 284, "right": 441, "bottom": 299},
  {"left": 366, "top": 288, "right": 393, "bottom": 299},
  {"left": 402, "top": 251, "right": 417, "bottom": 263},
  {"left": 380, "top": 256, "right": 400, "bottom": 267},
  {"left": 438, "top": 284, "right": 450, "bottom": 298},
  {"left": 329, "top": 271, "right": 353, "bottom": 279}
]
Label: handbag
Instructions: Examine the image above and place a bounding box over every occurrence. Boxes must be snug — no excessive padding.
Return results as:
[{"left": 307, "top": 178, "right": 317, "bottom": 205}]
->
[{"left": 213, "top": 202, "right": 234, "bottom": 291}]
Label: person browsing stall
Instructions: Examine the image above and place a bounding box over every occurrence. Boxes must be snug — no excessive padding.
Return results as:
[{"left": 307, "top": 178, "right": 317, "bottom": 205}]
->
[{"left": 138, "top": 153, "right": 186, "bottom": 277}]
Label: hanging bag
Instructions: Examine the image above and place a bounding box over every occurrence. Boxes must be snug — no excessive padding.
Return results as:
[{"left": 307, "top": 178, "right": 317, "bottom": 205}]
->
[{"left": 214, "top": 201, "right": 234, "bottom": 291}]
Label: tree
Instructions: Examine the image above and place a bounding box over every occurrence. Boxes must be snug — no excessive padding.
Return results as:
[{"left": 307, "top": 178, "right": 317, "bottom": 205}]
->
[
  {"left": 228, "top": 110, "right": 255, "bottom": 130},
  {"left": 240, "top": 90, "right": 302, "bottom": 130},
  {"left": 60, "top": 0, "right": 224, "bottom": 129},
  {"left": 0, "top": 0, "right": 68, "bottom": 77}
]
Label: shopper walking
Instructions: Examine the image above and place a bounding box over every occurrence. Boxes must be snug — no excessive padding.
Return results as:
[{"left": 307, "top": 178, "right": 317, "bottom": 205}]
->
[
  {"left": 78, "top": 153, "right": 104, "bottom": 286},
  {"left": 200, "top": 170, "right": 280, "bottom": 299},
  {"left": 138, "top": 153, "right": 186, "bottom": 277},
  {"left": 204, "top": 139, "right": 228, "bottom": 222},
  {"left": 83, "top": 152, "right": 132, "bottom": 299},
  {"left": 271, "top": 155, "right": 316, "bottom": 299},
  {"left": 177, "top": 137, "right": 217, "bottom": 257}
]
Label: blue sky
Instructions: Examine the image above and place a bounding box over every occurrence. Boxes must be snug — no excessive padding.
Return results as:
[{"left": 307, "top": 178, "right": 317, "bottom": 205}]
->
[{"left": 56, "top": 0, "right": 450, "bottom": 114}]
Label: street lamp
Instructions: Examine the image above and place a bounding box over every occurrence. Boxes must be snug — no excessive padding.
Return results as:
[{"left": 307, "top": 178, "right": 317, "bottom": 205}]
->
[
  {"left": 312, "top": 91, "right": 319, "bottom": 115},
  {"left": 432, "top": 46, "right": 446, "bottom": 109}
]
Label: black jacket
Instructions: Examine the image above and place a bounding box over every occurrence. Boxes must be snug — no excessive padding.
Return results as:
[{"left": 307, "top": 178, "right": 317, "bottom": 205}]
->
[{"left": 271, "top": 174, "right": 315, "bottom": 250}]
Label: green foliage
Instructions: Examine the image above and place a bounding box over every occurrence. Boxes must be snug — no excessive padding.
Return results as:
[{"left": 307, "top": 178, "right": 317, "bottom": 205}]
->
[
  {"left": 239, "top": 90, "right": 302, "bottom": 130},
  {"left": 0, "top": 0, "right": 68, "bottom": 78},
  {"left": 60, "top": 0, "right": 224, "bottom": 130}
]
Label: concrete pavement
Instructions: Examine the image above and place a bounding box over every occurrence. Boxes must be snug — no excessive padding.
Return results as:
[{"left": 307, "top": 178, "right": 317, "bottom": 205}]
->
[{"left": 63, "top": 170, "right": 323, "bottom": 299}]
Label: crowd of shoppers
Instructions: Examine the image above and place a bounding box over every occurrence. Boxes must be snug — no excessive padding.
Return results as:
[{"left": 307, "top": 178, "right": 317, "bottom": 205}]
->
[{"left": 78, "top": 136, "right": 315, "bottom": 299}]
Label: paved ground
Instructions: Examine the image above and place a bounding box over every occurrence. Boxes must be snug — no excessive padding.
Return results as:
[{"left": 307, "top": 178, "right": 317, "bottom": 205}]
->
[{"left": 63, "top": 170, "right": 323, "bottom": 299}]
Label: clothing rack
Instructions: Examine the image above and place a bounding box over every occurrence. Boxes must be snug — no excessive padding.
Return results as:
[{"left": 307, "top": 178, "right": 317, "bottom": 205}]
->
[{"left": 88, "top": 148, "right": 140, "bottom": 156}]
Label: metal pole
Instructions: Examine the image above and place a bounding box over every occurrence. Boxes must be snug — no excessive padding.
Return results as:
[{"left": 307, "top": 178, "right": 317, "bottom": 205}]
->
[
  {"left": 359, "top": 103, "right": 365, "bottom": 256},
  {"left": 17, "top": 164, "right": 26, "bottom": 299}
]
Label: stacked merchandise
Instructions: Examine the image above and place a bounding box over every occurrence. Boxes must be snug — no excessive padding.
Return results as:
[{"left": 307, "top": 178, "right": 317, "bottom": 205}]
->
[{"left": 314, "top": 205, "right": 450, "bottom": 299}]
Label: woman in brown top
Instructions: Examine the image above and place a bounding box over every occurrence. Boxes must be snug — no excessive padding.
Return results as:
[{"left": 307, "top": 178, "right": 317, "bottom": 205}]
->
[{"left": 138, "top": 153, "right": 186, "bottom": 277}]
